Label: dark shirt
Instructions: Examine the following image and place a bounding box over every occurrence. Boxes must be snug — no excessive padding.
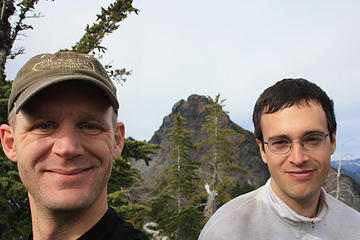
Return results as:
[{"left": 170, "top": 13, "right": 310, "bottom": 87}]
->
[{"left": 25, "top": 208, "right": 149, "bottom": 240}]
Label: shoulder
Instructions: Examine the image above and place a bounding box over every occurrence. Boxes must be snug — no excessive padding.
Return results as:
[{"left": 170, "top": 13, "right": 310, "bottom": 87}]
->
[
  {"left": 323, "top": 192, "right": 360, "bottom": 238},
  {"left": 79, "top": 208, "right": 149, "bottom": 240},
  {"left": 325, "top": 192, "right": 360, "bottom": 221},
  {"left": 199, "top": 186, "right": 267, "bottom": 240}
]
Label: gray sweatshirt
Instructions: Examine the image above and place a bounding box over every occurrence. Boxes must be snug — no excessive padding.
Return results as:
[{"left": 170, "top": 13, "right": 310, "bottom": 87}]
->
[{"left": 199, "top": 179, "right": 360, "bottom": 240}]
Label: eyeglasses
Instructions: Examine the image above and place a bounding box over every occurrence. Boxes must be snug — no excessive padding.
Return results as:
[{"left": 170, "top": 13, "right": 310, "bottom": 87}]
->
[{"left": 263, "top": 132, "right": 329, "bottom": 154}]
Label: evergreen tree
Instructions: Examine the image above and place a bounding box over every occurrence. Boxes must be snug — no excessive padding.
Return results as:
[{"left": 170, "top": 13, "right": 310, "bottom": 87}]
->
[
  {"left": 107, "top": 138, "right": 160, "bottom": 229},
  {"left": 200, "top": 94, "right": 248, "bottom": 216},
  {"left": 164, "top": 206, "right": 207, "bottom": 240},
  {"left": 0, "top": 79, "right": 30, "bottom": 239},
  {"left": 0, "top": 0, "right": 44, "bottom": 82},
  {"left": 150, "top": 112, "right": 204, "bottom": 240},
  {"left": 68, "top": 0, "right": 138, "bottom": 84},
  {"left": 167, "top": 112, "right": 199, "bottom": 213}
]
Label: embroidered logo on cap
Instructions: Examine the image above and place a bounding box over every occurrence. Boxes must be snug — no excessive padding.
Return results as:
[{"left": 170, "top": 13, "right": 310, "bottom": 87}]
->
[{"left": 32, "top": 56, "right": 95, "bottom": 72}]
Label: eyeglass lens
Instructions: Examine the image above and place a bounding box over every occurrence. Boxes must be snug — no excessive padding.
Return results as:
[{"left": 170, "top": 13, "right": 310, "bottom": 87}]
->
[{"left": 268, "top": 133, "right": 327, "bottom": 154}]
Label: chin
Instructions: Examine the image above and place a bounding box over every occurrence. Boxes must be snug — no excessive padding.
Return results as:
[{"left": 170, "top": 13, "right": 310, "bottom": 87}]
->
[
  {"left": 290, "top": 187, "right": 320, "bottom": 202},
  {"left": 46, "top": 198, "right": 93, "bottom": 212},
  {"left": 40, "top": 189, "right": 100, "bottom": 212}
]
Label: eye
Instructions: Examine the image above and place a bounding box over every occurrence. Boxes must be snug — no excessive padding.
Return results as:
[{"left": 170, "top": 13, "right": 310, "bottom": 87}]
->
[
  {"left": 79, "top": 123, "right": 103, "bottom": 135},
  {"left": 31, "top": 122, "right": 57, "bottom": 134},
  {"left": 269, "top": 138, "right": 290, "bottom": 149},
  {"left": 303, "top": 134, "right": 324, "bottom": 146}
]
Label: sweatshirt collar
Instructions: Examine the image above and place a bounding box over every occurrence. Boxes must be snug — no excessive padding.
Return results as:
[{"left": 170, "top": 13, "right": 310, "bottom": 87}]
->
[{"left": 265, "top": 179, "right": 329, "bottom": 225}]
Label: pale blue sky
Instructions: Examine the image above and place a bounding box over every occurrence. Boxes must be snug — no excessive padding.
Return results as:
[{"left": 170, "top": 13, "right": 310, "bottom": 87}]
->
[{"left": 5, "top": 0, "right": 360, "bottom": 159}]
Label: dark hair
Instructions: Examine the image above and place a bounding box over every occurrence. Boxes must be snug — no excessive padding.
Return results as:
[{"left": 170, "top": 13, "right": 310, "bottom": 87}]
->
[{"left": 252, "top": 78, "right": 336, "bottom": 147}]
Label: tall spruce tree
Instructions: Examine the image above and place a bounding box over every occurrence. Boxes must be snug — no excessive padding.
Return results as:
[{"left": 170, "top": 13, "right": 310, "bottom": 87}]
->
[
  {"left": 150, "top": 112, "right": 205, "bottom": 240},
  {"left": 200, "top": 94, "right": 247, "bottom": 216},
  {"left": 167, "top": 112, "right": 199, "bottom": 213}
]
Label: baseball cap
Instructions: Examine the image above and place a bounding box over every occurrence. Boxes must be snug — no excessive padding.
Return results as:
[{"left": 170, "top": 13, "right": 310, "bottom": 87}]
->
[{"left": 8, "top": 51, "right": 119, "bottom": 114}]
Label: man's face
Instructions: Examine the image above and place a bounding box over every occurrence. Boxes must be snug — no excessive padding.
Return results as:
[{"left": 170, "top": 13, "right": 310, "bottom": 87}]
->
[
  {"left": 1, "top": 82, "right": 124, "bottom": 211},
  {"left": 257, "top": 101, "right": 336, "bottom": 206}
]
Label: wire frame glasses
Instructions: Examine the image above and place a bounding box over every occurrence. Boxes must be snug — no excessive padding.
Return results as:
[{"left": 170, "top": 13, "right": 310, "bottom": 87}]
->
[{"left": 263, "top": 132, "right": 329, "bottom": 154}]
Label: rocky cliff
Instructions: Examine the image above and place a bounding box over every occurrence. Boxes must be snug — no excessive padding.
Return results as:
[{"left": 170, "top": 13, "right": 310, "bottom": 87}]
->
[{"left": 133, "top": 94, "right": 270, "bottom": 196}]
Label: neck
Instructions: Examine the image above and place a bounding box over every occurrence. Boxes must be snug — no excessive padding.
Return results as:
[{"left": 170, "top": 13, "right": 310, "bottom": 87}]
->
[
  {"left": 270, "top": 179, "right": 321, "bottom": 218},
  {"left": 286, "top": 194, "right": 320, "bottom": 218},
  {"left": 28, "top": 192, "right": 108, "bottom": 240}
]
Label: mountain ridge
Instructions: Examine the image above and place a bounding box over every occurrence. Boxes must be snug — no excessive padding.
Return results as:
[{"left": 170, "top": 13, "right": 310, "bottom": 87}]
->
[{"left": 331, "top": 159, "right": 360, "bottom": 184}]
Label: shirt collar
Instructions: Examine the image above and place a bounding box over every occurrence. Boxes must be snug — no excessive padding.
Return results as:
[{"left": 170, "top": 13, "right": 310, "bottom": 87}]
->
[{"left": 265, "top": 179, "right": 329, "bottom": 225}]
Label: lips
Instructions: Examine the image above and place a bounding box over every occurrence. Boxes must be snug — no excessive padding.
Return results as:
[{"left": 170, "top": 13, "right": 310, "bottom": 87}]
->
[
  {"left": 44, "top": 168, "right": 92, "bottom": 181},
  {"left": 286, "top": 169, "right": 315, "bottom": 179},
  {"left": 47, "top": 168, "right": 90, "bottom": 175}
]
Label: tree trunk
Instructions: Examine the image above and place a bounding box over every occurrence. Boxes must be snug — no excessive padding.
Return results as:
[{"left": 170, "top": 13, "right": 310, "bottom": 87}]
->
[
  {"left": 177, "top": 145, "right": 181, "bottom": 214},
  {"left": 204, "top": 183, "right": 218, "bottom": 217},
  {"left": 0, "top": 0, "right": 15, "bottom": 82},
  {"left": 212, "top": 116, "right": 218, "bottom": 187}
]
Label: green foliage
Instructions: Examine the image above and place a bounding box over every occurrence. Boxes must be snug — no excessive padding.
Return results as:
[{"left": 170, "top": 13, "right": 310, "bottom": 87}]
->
[
  {"left": 0, "top": 0, "right": 47, "bottom": 82},
  {"left": 229, "top": 181, "right": 256, "bottom": 199},
  {"left": 108, "top": 156, "right": 140, "bottom": 192},
  {"left": 167, "top": 113, "right": 200, "bottom": 212},
  {"left": 0, "top": 79, "right": 31, "bottom": 239},
  {"left": 150, "top": 195, "right": 207, "bottom": 240},
  {"left": 164, "top": 206, "right": 207, "bottom": 240},
  {"left": 108, "top": 190, "right": 150, "bottom": 229},
  {"left": 69, "top": 0, "right": 138, "bottom": 84},
  {"left": 107, "top": 137, "right": 160, "bottom": 228},
  {"left": 200, "top": 94, "right": 247, "bottom": 189},
  {"left": 149, "top": 193, "right": 176, "bottom": 230},
  {"left": 121, "top": 138, "right": 161, "bottom": 165},
  {"left": 108, "top": 137, "right": 161, "bottom": 192},
  {"left": 0, "top": 80, "right": 11, "bottom": 124},
  {"left": 0, "top": 153, "right": 31, "bottom": 240},
  {"left": 149, "top": 113, "right": 205, "bottom": 239},
  {"left": 71, "top": 0, "right": 138, "bottom": 55}
]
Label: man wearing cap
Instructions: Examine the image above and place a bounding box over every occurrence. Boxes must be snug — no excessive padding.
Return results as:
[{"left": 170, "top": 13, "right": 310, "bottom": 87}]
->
[
  {"left": 0, "top": 52, "right": 149, "bottom": 240},
  {"left": 199, "top": 79, "right": 360, "bottom": 240}
]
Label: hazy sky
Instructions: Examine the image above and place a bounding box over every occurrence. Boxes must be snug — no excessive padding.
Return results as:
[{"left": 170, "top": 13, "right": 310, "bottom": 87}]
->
[{"left": 5, "top": 0, "right": 360, "bottom": 159}]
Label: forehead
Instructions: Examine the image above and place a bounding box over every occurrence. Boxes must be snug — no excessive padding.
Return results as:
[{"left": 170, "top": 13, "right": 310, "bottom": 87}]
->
[
  {"left": 260, "top": 101, "right": 328, "bottom": 138},
  {"left": 18, "top": 81, "right": 112, "bottom": 119}
]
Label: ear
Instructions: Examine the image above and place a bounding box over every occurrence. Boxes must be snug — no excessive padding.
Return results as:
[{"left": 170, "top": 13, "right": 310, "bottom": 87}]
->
[
  {"left": 256, "top": 139, "right": 268, "bottom": 164},
  {"left": 0, "top": 124, "right": 17, "bottom": 162},
  {"left": 329, "top": 130, "right": 336, "bottom": 155},
  {"left": 113, "top": 122, "right": 125, "bottom": 159}
]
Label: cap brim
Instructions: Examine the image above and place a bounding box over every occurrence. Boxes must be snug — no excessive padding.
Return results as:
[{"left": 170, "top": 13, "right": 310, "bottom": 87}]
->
[{"left": 14, "top": 75, "right": 119, "bottom": 114}]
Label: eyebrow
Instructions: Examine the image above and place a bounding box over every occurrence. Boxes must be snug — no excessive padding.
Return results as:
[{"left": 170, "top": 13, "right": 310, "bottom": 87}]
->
[
  {"left": 267, "top": 130, "right": 327, "bottom": 141},
  {"left": 22, "top": 110, "right": 110, "bottom": 126},
  {"left": 21, "top": 110, "right": 57, "bottom": 123}
]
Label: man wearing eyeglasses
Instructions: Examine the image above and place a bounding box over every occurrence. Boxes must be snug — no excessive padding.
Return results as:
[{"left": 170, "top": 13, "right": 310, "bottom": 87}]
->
[{"left": 199, "top": 79, "right": 360, "bottom": 240}]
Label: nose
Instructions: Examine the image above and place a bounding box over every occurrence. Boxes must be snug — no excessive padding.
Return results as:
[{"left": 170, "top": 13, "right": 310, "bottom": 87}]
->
[
  {"left": 288, "top": 141, "right": 310, "bottom": 165},
  {"left": 52, "top": 126, "right": 84, "bottom": 160}
]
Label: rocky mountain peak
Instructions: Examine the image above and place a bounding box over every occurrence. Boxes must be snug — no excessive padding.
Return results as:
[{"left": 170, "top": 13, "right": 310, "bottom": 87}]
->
[{"left": 136, "top": 94, "right": 270, "bottom": 192}]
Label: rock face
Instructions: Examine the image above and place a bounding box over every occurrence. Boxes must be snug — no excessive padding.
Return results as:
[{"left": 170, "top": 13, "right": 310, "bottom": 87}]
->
[
  {"left": 133, "top": 94, "right": 270, "bottom": 194},
  {"left": 324, "top": 168, "right": 360, "bottom": 211},
  {"left": 133, "top": 94, "right": 360, "bottom": 211}
]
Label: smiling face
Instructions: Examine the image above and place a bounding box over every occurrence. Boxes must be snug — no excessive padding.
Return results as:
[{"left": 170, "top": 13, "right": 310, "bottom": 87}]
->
[
  {"left": 1, "top": 81, "right": 124, "bottom": 212},
  {"left": 257, "top": 101, "right": 336, "bottom": 212}
]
